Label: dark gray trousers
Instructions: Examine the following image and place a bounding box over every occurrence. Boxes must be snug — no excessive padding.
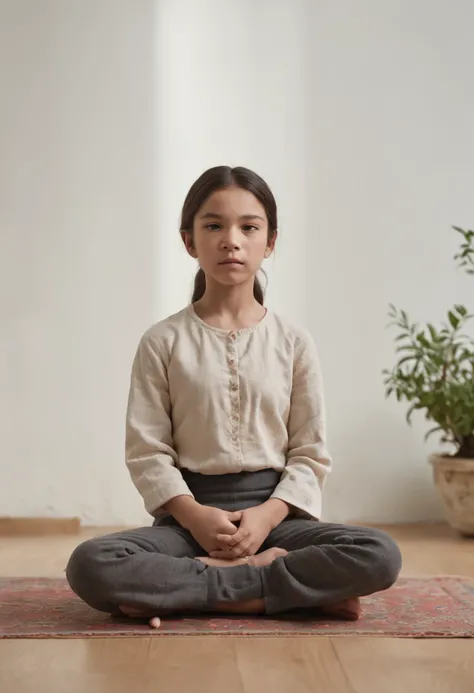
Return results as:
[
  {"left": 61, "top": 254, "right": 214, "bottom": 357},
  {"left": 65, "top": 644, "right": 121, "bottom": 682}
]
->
[{"left": 66, "top": 470, "right": 402, "bottom": 616}]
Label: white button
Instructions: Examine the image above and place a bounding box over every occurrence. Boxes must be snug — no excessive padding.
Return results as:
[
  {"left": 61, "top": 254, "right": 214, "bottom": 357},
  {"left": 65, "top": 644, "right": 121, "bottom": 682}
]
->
[
  {"left": 229, "top": 332, "right": 237, "bottom": 341},
  {"left": 231, "top": 383, "right": 238, "bottom": 391},
  {"left": 228, "top": 358, "right": 235, "bottom": 365}
]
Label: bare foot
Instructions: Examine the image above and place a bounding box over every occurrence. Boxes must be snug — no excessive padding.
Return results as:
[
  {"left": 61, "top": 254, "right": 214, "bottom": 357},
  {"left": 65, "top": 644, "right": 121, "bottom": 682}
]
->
[
  {"left": 250, "top": 547, "right": 288, "bottom": 567},
  {"left": 320, "top": 597, "right": 361, "bottom": 621},
  {"left": 197, "top": 546, "right": 288, "bottom": 568}
]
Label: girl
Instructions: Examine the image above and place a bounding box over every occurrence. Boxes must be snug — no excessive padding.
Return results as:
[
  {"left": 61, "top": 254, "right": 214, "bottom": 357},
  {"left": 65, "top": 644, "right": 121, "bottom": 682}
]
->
[{"left": 66, "top": 166, "right": 402, "bottom": 629}]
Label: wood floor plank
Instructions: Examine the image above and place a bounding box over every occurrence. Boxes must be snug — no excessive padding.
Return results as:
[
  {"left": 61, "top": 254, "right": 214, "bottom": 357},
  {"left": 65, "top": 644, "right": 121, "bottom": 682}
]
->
[
  {"left": 234, "top": 638, "right": 352, "bottom": 693},
  {"left": 0, "top": 638, "right": 244, "bottom": 693},
  {"left": 147, "top": 638, "right": 244, "bottom": 693},
  {"left": 332, "top": 638, "right": 474, "bottom": 693}
]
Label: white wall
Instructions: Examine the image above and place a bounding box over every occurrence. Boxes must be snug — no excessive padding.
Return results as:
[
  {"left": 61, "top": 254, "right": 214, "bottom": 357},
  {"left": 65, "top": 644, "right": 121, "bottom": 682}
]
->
[
  {"left": 154, "top": 0, "right": 311, "bottom": 324},
  {"left": 305, "top": 0, "right": 474, "bottom": 523},
  {"left": 1, "top": 0, "right": 473, "bottom": 525},
  {"left": 0, "top": 0, "right": 156, "bottom": 525}
]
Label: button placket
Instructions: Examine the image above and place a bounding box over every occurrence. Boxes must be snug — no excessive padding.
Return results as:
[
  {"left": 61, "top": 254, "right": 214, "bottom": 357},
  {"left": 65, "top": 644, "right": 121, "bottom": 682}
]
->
[{"left": 227, "top": 332, "right": 241, "bottom": 456}]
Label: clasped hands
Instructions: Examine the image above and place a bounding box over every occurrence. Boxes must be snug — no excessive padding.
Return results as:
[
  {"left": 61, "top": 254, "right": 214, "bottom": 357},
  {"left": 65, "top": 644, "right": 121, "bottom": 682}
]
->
[{"left": 184, "top": 499, "right": 289, "bottom": 559}]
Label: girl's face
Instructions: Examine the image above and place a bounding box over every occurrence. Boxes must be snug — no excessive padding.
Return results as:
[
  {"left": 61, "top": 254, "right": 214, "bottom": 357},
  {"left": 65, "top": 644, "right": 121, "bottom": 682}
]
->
[{"left": 184, "top": 186, "right": 275, "bottom": 290}]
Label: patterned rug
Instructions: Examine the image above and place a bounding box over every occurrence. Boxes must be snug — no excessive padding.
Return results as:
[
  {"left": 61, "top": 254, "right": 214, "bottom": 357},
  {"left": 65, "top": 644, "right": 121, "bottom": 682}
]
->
[{"left": 1, "top": 576, "right": 474, "bottom": 638}]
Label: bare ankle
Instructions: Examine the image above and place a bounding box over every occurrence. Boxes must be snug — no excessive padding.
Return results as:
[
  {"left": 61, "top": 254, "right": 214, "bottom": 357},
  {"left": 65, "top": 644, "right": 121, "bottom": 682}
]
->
[{"left": 214, "top": 598, "right": 265, "bottom": 614}]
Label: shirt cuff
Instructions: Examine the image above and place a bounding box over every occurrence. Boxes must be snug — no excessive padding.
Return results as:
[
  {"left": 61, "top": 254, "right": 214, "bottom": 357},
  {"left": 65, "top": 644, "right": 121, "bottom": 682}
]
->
[
  {"left": 270, "top": 483, "right": 322, "bottom": 521},
  {"left": 143, "top": 479, "right": 195, "bottom": 517}
]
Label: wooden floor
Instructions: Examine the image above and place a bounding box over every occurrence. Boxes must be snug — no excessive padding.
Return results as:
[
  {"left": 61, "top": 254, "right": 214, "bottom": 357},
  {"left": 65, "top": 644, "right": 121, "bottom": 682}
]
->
[{"left": 1, "top": 523, "right": 474, "bottom": 693}]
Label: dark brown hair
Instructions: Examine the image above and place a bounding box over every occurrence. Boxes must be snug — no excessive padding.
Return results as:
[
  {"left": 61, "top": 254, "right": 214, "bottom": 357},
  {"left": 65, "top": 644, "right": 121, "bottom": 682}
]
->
[{"left": 180, "top": 166, "right": 278, "bottom": 305}]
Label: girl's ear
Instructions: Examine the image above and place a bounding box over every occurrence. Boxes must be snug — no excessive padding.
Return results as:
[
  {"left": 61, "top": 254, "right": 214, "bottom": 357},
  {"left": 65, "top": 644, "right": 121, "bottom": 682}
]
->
[
  {"left": 264, "top": 230, "right": 278, "bottom": 258},
  {"left": 181, "top": 231, "right": 198, "bottom": 258}
]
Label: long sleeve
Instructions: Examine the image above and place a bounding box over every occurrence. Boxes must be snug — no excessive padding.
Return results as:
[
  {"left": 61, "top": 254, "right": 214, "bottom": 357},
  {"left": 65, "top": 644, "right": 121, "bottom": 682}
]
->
[
  {"left": 270, "top": 330, "right": 332, "bottom": 520},
  {"left": 125, "top": 331, "right": 194, "bottom": 516}
]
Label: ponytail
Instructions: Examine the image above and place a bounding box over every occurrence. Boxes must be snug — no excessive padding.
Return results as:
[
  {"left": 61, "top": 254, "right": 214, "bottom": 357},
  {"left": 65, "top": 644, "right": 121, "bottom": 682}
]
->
[
  {"left": 191, "top": 268, "right": 207, "bottom": 303},
  {"left": 192, "top": 268, "right": 265, "bottom": 306}
]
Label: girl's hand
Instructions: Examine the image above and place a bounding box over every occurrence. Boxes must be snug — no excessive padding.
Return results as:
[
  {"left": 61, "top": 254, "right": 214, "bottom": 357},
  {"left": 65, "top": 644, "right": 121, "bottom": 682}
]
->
[
  {"left": 208, "top": 505, "right": 272, "bottom": 559},
  {"left": 186, "top": 505, "right": 243, "bottom": 554},
  {"left": 209, "top": 499, "right": 290, "bottom": 559}
]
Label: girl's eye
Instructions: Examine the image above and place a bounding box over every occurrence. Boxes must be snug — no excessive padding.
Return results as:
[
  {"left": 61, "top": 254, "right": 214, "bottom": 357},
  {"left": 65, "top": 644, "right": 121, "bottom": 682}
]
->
[
  {"left": 242, "top": 225, "right": 258, "bottom": 233},
  {"left": 206, "top": 223, "right": 221, "bottom": 231}
]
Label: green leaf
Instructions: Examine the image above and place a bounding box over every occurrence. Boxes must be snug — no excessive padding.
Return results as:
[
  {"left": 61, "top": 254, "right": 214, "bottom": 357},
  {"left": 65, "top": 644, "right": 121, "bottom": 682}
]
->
[
  {"left": 424, "top": 426, "right": 440, "bottom": 441},
  {"left": 397, "top": 356, "right": 417, "bottom": 368},
  {"left": 448, "top": 311, "right": 460, "bottom": 329},
  {"left": 396, "top": 344, "right": 418, "bottom": 353},
  {"left": 416, "top": 332, "right": 431, "bottom": 348},
  {"left": 406, "top": 403, "right": 419, "bottom": 424},
  {"left": 454, "top": 305, "right": 468, "bottom": 317}
]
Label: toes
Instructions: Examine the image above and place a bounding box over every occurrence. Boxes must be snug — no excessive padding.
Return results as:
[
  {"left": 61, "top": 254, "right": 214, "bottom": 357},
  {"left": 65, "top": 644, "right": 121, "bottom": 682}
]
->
[
  {"left": 275, "top": 548, "right": 288, "bottom": 557},
  {"left": 269, "top": 547, "right": 288, "bottom": 560}
]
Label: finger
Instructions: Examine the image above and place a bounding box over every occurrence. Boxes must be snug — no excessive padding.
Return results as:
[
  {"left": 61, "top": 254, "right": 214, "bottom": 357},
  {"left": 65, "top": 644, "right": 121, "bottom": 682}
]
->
[
  {"left": 216, "top": 532, "right": 242, "bottom": 547},
  {"left": 222, "top": 521, "right": 239, "bottom": 535},
  {"left": 239, "top": 539, "right": 254, "bottom": 557},
  {"left": 210, "top": 544, "right": 245, "bottom": 557},
  {"left": 213, "top": 524, "right": 252, "bottom": 554},
  {"left": 213, "top": 541, "right": 248, "bottom": 559},
  {"left": 244, "top": 544, "right": 258, "bottom": 557},
  {"left": 219, "top": 512, "right": 247, "bottom": 538},
  {"left": 226, "top": 511, "right": 243, "bottom": 524},
  {"left": 229, "top": 539, "right": 252, "bottom": 558},
  {"left": 226, "top": 527, "right": 251, "bottom": 546},
  {"left": 216, "top": 519, "right": 239, "bottom": 537}
]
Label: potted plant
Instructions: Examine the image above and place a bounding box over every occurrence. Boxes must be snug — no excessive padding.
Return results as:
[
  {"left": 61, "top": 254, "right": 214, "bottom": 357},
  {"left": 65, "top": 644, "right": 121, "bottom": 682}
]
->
[{"left": 383, "top": 227, "right": 474, "bottom": 536}]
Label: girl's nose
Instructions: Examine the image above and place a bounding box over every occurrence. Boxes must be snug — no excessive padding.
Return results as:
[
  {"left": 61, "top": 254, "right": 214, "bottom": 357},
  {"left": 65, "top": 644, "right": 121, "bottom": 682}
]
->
[{"left": 221, "top": 230, "right": 241, "bottom": 250}]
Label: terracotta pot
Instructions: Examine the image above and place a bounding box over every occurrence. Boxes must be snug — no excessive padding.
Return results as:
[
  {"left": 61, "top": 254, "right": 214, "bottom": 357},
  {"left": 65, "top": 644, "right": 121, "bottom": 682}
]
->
[{"left": 429, "top": 454, "right": 474, "bottom": 537}]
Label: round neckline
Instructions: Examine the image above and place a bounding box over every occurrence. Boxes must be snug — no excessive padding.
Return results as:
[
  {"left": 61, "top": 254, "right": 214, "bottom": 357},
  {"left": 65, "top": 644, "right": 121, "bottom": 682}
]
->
[{"left": 186, "top": 304, "right": 269, "bottom": 336}]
